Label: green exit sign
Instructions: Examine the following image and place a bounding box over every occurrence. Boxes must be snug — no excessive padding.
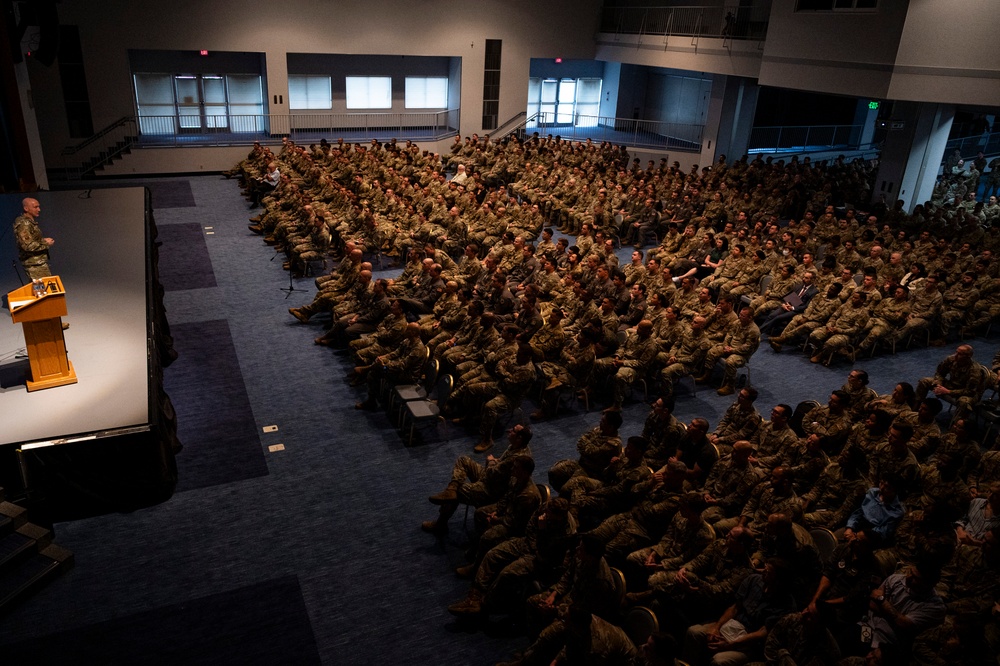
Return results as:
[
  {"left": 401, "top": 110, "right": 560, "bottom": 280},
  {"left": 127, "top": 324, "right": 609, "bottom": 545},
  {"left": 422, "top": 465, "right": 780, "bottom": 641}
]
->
[{"left": 868, "top": 101, "right": 880, "bottom": 110}]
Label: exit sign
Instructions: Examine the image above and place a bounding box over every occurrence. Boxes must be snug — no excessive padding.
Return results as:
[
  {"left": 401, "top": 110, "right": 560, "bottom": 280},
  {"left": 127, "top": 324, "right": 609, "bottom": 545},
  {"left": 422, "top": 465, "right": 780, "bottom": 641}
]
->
[{"left": 868, "top": 101, "right": 880, "bottom": 110}]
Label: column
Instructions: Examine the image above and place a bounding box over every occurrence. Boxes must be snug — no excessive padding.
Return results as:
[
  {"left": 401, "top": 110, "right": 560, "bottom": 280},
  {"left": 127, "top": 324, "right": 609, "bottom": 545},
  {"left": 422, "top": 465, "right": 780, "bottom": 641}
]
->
[
  {"left": 873, "top": 102, "right": 954, "bottom": 212},
  {"left": 700, "top": 75, "right": 759, "bottom": 166}
]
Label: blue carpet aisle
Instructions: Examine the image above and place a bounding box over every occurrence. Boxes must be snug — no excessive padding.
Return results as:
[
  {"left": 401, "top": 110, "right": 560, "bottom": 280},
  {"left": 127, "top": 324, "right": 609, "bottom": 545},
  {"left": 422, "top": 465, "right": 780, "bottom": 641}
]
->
[{"left": 1, "top": 175, "right": 998, "bottom": 664}]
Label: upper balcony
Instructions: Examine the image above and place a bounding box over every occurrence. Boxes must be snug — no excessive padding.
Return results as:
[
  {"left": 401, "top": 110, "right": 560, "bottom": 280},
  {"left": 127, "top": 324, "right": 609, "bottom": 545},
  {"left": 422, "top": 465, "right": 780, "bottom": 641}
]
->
[{"left": 595, "top": 2, "right": 771, "bottom": 78}]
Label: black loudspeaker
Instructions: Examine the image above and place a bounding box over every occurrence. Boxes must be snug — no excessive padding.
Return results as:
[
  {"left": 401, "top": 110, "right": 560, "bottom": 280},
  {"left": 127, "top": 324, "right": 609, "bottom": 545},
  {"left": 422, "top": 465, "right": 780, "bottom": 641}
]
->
[{"left": 29, "top": 0, "right": 59, "bottom": 66}]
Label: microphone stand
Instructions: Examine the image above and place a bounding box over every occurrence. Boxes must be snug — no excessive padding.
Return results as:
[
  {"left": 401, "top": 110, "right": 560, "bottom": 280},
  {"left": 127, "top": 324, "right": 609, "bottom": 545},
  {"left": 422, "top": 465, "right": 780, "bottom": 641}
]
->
[{"left": 272, "top": 247, "right": 306, "bottom": 299}]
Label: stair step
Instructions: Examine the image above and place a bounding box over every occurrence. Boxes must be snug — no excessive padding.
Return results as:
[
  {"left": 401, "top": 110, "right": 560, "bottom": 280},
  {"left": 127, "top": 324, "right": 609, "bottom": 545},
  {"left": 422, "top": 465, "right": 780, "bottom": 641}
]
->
[
  {"left": 0, "top": 543, "right": 72, "bottom": 614},
  {"left": 0, "top": 502, "right": 27, "bottom": 536}
]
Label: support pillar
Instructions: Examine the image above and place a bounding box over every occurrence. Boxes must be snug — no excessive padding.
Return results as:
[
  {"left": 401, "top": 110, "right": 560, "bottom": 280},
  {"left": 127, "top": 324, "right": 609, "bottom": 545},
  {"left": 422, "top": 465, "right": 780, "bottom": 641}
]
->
[
  {"left": 873, "top": 102, "right": 954, "bottom": 212},
  {"left": 701, "top": 75, "right": 758, "bottom": 166}
]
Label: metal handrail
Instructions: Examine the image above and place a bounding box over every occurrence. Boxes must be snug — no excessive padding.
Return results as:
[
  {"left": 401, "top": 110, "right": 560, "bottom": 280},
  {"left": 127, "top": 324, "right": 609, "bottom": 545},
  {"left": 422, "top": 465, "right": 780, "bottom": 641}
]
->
[
  {"left": 58, "top": 109, "right": 462, "bottom": 179},
  {"left": 944, "top": 130, "right": 1000, "bottom": 160},
  {"left": 600, "top": 2, "right": 772, "bottom": 41},
  {"left": 748, "top": 124, "right": 865, "bottom": 153},
  {"left": 61, "top": 116, "right": 136, "bottom": 156},
  {"left": 526, "top": 113, "right": 704, "bottom": 151},
  {"left": 491, "top": 111, "right": 529, "bottom": 140}
]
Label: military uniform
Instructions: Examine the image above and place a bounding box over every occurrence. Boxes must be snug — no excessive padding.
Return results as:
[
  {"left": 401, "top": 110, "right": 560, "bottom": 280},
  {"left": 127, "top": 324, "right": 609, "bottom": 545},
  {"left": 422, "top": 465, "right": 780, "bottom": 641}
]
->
[
  {"left": 858, "top": 295, "right": 910, "bottom": 350},
  {"left": 13, "top": 213, "right": 51, "bottom": 278},
  {"left": 715, "top": 481, "right": 802, "bottom": 534},
  {"left": 589, "top": 478, "right": 685, "bottom": 561},
  {"left": 702, "top": 455, "right": 765, "bottom": 522},
  {"left": 712, "top": 402, "right": 763, "bottom": 450},
  {"left": 892, "top": 286, "right": 942, "bottom": 342},
  {"left": 647, "top": 539, "right": 753, "bottom": 618},
  {"left": 800, "top": 462, "right": 869, "bottom": 528},
  {"left": 625, "top": 513, "right": 715, "bottom": 579},
  {"left": 916, "top": 354, "right": 989, "bottom": 418},
  {"left": 593, "top": 330, "right": 658, "bottom": 409},
  {"left": 807, "top": 300, "right": 869, "bottom": 359},
  {"left": 362, "top": 336, "right": 426, "bottom": 405},
  {"left": 701, "top": 318, "right": 760, "bottom": 388},
  {"left": 549, "top": 427, "right": 623, "bottom": 492},
  {"left": 939, "top": 282, "right": 980, "bottom": 336},
  {"left": 770, "top": 292, "right": 842, "bottom": 346}
]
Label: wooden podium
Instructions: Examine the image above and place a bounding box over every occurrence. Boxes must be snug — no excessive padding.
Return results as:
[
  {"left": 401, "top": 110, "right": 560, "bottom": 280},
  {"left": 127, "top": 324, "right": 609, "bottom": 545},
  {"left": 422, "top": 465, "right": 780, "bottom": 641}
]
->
[{"left": 8, "top": 275, "right": 77, "bottom": 391}]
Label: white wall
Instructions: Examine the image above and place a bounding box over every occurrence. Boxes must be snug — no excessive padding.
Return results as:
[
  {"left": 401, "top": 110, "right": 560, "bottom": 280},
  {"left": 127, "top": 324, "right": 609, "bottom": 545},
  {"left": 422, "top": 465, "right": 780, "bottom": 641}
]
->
[
  {"left": 888, "top": 0, "right": 1000, "bottom": 105},
  {"left": 30, "top": 0, "right": 601, "bottom": 168},
  {"left": 758, "top": 0, "right": 909, "bottom": 98}
]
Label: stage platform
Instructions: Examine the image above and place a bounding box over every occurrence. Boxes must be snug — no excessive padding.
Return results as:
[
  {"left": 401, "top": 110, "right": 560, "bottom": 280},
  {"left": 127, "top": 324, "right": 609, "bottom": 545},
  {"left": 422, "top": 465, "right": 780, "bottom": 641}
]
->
[{"left": 0, "top": 189, "right": 176, "bottom": 519}]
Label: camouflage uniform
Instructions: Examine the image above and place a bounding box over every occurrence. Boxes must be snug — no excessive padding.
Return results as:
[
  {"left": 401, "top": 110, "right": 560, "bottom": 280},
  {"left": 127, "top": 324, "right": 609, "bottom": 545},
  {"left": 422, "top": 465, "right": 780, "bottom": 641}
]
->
[
  {"left": 593, "top": 331, "right": 658, "bottom": 409},
  {"left": 702, "top": 455, "right": 766, "bottom": 522},
  {"left": 916, "top": 355, "right": 990, "bottom": 418},
  {"left": 753, "top": 422, "right": 800, "bottom": 469},
  {"left": 626, "top": 513, "right": 715, "bottom": 579},
  {"left": 800, "top": 462, "right": 869, "bottom": 529},
  {"left": 715, "top": 481, "right": 802, "bottom": 534},
  {"left": 807, "top": 299, "right": 869, "bottom": 357},
  {"left": 659, "top": 324, "right": 709, "bottom": 392},
  {"left": 471, "top": 503, "right": 577, "bottom": 613},
  {"left": 589, "top": 478, "right": 686, "bottom": 561},
  {"left": 13, "top": 213, "right": 50, "bottom": 278},
  {"left": 701, "top": 319, "right": 760, "bottom": 387},
  {"left": 548, "top": 427, "right": 623, "bottom": 493},
  {"left": 892, "top": 286, "right": 942, "bottom": 342},
  {"left": 647, "top": 539, "right": 753, "bottom": 617},
  {"left": 859, "top": 298, "right": 910, "bottom": 349},
  {"left": 770, "top": 293, "right": 842, "bottom": 345}
]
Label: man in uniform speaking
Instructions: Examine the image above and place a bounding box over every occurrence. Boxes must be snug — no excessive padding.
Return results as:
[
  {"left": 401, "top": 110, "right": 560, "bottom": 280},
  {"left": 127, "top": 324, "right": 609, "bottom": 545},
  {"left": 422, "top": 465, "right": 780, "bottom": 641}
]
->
[{"left": 13, "top": 197, "right": 54, "bottom": 279}]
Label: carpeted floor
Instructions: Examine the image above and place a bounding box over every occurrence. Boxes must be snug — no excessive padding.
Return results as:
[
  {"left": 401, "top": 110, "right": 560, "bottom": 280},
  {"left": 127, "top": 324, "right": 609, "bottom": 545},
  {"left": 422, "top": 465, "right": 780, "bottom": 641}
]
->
[
  {"left": 1, "top": 174, "right": 997, "bottom": 664},
  {"left": 165, "top": 319, "right": 269, "bottom": 492},
  {"left": 1, "top": 575, "right": 321, "bottom": 664},
  {"left": 155, "top": 222, "right": 218, "bottom": 291}
]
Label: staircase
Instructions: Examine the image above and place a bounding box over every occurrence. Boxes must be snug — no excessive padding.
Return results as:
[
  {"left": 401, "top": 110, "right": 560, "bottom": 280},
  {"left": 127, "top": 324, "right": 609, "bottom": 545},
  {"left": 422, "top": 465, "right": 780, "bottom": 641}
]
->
[
  {"left": 75, "top": 136, "right": 138, "bottom": 177},
  {"left": 0, "top": 487, "right": 73, "bottom": 614},
  {"left": 54, "top": 116, "right": 140, "bottom": 181}
]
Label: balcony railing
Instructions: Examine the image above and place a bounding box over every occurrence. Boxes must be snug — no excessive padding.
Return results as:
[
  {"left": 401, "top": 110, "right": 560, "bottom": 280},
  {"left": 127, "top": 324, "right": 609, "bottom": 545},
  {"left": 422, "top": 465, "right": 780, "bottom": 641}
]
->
[
  {"left": 133, "top": 109, "right": 460, "bottom": 145},
  {"left": 748, "top": 124, "right": 865, "bottom": 153},
  {"left": 944, "top": 130, "right": 1000, "bottom": 160},
  {"left": 57, "top": 110, "right": 461, "bottom": 179},
  {"left": 600, "top": 2, "right": 772, "bottom": 41},
  {"left": 527, "top": 113, "right": 704, "bottom": 151}
]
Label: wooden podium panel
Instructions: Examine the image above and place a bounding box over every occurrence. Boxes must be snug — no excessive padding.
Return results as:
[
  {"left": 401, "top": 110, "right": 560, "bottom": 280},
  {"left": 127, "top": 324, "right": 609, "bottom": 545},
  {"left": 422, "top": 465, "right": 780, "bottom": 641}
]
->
[{"left": 8, "top": 276, "right": 77, "bottom": 391}]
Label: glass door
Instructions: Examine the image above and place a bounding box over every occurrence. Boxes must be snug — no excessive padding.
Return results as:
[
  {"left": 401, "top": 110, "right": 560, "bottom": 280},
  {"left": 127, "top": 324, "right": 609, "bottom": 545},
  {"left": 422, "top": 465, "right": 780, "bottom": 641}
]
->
[
  {"left": 202, "top": 76, "right": 228, "bottom": 129},
  {"left": 174, "top": 75, "right": 230, "bottom": 133},
  {"left": 174, "top": 76, "right": 201, "bottom": 132}
]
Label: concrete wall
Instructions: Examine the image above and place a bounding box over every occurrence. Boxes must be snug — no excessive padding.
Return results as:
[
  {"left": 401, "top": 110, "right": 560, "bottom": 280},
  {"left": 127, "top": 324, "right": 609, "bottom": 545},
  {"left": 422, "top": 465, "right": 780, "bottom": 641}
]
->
[
  {"left": 888, "top": 0, "right": 1000, "bottom": 106},
  {"left": 758, "top": 0, "right": 909, "bottom": 98},
  {"left": 759, "top": 0, "right": 1000, "bottom": 105},
  {"left": 30, "top": 0, "right": 601, "bottom": 168}
]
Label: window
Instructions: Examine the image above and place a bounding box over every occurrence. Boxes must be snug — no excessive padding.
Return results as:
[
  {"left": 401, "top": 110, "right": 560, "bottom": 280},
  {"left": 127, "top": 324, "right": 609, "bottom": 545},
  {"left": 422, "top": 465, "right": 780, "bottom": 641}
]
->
[
  {"left": 134, "top": 73, "right": 175, "bottom": 134},
  {"left": 346, "top": 76, "right": 392, "bottom": 109},
  {"left": 527, "top": 77, "right": 602, "bottom": 127},
  {"left": 226, "top": 75, "right": 265, "bottom": 132},
  {"left": 405, "top": 77, "right": 449, "bottom": 109},
  {"left": 289, "top": 76, "right": 332, "bottom": 110},
  {"left": 134, "top": 72, "right": 265, "bottom": 135},
  {"left": 575, "top": 78, "right": 602, "bottom": 128}
]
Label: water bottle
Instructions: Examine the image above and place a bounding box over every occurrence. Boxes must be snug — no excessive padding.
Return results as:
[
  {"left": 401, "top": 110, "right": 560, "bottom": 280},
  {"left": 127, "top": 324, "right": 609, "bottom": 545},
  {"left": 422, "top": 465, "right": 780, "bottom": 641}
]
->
[{"left": 32, "top": 279, "right": 45, "bottom": 298}]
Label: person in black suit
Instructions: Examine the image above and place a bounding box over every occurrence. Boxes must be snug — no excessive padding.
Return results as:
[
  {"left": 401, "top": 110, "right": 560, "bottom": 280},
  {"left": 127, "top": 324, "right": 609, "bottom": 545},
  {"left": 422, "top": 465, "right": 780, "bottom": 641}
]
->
[{"left": 758, "top": 271, "right": 819, "bottom": 335}]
